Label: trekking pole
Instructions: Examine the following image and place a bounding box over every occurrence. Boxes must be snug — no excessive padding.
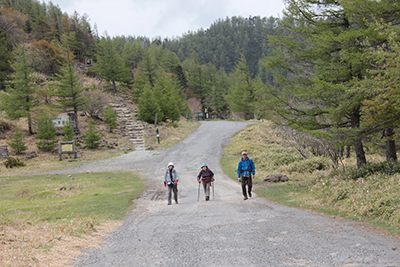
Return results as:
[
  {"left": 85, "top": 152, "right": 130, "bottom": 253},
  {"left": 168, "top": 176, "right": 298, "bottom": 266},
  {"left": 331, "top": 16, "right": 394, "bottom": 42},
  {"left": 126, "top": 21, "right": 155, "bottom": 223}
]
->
[
  {"left": 212, "top": 181, "right": 215, "bottom": 200},
  {"left": 197, "top": 181, "right": 200, "bottom": 201}
]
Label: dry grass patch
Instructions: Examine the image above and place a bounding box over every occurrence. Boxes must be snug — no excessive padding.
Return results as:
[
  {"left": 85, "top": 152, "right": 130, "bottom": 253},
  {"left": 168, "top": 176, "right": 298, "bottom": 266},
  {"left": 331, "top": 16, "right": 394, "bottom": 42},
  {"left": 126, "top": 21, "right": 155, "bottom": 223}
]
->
[
  {"left": 0, "top": 172, "right": 145, "bottom": 266},
  {"left": 144, "top": 117, "right": 200, "bottom": 150},
  {"left": 1, "top": 219, "right": 122, "bottom": 267},
  {"left": 221, "top": 121, "right": 400, "bottom": 236}
]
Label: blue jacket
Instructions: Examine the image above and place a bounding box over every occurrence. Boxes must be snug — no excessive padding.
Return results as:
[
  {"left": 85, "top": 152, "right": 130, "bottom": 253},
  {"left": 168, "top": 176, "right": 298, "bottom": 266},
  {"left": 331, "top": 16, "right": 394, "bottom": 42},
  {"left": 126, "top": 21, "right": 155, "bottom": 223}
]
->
[{"left": 237, "top": 157, "right": 255, "bottom": 178}]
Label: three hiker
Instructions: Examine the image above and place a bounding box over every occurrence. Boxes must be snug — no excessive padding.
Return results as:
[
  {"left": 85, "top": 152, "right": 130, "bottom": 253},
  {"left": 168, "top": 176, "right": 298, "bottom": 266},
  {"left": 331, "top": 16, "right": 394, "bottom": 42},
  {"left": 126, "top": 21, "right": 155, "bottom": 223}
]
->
[
  {"left": 237, "top": 151, "right": 255, "bottom": 200},
  {"left": 164, "top": 162, "right": 179, "bottom": 205},
  {"left": 164, "top": 152, "right": 255, "bottom": 203},
  {"left": 197, "top": 163, "right": 214, "bottom": 201}
]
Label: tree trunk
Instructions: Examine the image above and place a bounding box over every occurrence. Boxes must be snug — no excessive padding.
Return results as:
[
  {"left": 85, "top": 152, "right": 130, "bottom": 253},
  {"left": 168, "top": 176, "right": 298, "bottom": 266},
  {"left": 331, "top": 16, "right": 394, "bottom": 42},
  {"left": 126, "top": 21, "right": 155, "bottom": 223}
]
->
[
  {"left": 28, "top": 113, "right": 34, "bottom": 135},
  {"left": 112, "top": 80, "right": 117, "bottom": 93},
  {"left": 384, "top": 128, "right": 397, "bottom": 162},
  {"left": 346, "top": 146, "right": 351, "bottom": 158},
  {"left": 351, "top": 108, "right": 366, "bottom": 169}
]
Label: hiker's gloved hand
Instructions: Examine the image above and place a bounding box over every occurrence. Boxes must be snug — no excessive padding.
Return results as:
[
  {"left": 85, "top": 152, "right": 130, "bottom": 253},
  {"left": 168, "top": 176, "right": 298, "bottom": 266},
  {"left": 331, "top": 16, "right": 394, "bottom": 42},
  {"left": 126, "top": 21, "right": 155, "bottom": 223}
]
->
[
  {"left": 238, "top": 178, "right": 241, "bottom": 182},
  {"left": 198, "top": 180, "right": 201, "bottom": 183},
  {"left": 211, "top": 178, "right": 214, "bottom": 182},
  {"left": 174, "top": 180, "right": 178, "bottom": 185},
  {"left": 164, "top": 181, "right": 166, "bottom": 187}
]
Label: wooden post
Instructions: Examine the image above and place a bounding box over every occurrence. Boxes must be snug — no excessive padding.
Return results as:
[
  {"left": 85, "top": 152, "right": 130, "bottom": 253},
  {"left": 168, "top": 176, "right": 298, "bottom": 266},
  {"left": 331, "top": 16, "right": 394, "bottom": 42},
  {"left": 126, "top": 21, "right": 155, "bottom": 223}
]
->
[{"left": 58, "top": 141, "right": 62, "bottom": 161}]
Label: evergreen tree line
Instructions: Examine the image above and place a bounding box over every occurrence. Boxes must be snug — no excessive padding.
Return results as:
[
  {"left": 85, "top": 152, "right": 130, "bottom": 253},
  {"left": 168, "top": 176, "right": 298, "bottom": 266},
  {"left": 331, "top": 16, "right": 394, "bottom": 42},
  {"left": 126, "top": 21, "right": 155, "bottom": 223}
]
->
[
  {"left": 1, "top": 1, "right": 280, "bottom": 122},
  {"left": 2, "top": 0, "right": 400, "bottom": 170}
]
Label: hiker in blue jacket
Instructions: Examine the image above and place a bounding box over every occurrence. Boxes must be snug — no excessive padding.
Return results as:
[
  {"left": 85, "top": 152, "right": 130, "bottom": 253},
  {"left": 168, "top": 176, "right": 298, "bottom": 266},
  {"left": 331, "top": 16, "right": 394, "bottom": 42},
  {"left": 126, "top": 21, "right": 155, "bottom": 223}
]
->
[
  {"left": 164, "top": 162, "right": 179, "bottom": 205},
  {"left": 237, "top": 152, "right": 255, "bottom": 200}
]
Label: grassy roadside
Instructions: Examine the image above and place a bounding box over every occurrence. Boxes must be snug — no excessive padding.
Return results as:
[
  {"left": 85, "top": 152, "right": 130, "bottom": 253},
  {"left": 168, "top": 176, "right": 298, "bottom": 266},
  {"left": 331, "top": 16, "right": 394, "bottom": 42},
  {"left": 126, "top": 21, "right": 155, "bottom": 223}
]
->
[
  {"left": 0, "top": 117, "right": 199, "bottom": 266},
  {"left": 0, "top": 117, "right": 200, "bottom": 177},
  {"left": 145, "top": 118, "right": 200, "bottom": 150},
  {"left": 220, "top": 121, "right": 400, "bottom": 237},
  {"left": 0, "top": 171, "right": 145, "bottom": 266}
]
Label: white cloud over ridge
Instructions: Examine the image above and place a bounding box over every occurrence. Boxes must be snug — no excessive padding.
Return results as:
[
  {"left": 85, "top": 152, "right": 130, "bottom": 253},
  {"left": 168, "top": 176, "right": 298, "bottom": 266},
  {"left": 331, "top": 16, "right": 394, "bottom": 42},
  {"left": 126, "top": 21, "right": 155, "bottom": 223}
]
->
[{"left": 45, "top": 0, "right": 285, "bottom": 38}]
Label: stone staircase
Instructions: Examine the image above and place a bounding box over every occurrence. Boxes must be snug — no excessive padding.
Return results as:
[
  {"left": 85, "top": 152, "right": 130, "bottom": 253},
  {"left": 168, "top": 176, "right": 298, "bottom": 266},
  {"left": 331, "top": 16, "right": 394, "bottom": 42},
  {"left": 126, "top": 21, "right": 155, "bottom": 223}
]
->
[{"left": 110, "top": 102, "right": 145, "bottom": 151}]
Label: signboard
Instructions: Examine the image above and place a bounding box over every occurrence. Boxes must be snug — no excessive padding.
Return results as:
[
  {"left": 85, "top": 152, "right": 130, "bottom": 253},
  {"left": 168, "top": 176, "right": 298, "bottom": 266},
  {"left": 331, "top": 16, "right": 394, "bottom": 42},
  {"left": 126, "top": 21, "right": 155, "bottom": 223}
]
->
[
  {"left": 61, "top": 144, "right": 73, "bottom": 152},
  {"left": 58, "top": 141, "right": 76, "bottom": 161},
  {"left": 0, "top": 145, "right": 9, "bottom": 158}
]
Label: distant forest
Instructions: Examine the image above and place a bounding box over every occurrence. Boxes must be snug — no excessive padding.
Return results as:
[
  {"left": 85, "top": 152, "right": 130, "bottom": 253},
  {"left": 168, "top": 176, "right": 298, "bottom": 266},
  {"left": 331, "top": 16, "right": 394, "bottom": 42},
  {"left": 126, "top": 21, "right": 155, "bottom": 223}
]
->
[{"left": 1, "top": 0, "right": 400, "bottom": 169}]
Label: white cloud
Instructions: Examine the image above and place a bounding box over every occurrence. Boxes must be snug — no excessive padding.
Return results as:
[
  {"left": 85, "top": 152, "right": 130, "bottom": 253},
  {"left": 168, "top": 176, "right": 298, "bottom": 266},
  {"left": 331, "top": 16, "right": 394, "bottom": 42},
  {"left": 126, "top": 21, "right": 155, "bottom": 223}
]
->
[{"left": 45, "top": 0, "right": 285, "bottom": 38}]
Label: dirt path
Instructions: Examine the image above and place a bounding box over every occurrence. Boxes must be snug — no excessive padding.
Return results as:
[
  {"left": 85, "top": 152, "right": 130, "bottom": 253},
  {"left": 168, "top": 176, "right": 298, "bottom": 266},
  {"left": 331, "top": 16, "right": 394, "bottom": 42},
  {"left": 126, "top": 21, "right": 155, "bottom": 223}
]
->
[{"left": 65, "top": 121, "right": 400, "bottom": 266}]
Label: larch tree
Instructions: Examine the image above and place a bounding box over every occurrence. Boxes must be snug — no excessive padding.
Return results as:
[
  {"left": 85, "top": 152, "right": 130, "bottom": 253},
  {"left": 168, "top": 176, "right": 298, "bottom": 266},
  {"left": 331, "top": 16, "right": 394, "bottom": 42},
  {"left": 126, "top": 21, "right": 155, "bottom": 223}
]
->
[
  {"left": 226, "top": 54, "right": 258, "bottom": 119},
  {"left": 95, "top": 34, "right": 132, "bottom": 92},
  {"left": 359, "top": 22, "right": 400, "bottom": 162},
  {"left": 0, "top": 32, "right": 12, "bottom": 90},
  {"left": 54, "top": 53, "right": 87, "bottom": 129},
  {"left": 1, "top": 45, "right": 38, "bottom": 135},
  {"left": 265, "top": 0, "right": 400, "bottom": 168}
]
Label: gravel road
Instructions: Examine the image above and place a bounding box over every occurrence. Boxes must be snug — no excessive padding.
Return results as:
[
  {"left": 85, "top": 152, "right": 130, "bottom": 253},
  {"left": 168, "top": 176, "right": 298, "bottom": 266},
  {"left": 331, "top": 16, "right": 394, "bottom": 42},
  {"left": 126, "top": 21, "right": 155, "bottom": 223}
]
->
[{"left": 57, "top": 121, "right": 400, "bottom": 267}]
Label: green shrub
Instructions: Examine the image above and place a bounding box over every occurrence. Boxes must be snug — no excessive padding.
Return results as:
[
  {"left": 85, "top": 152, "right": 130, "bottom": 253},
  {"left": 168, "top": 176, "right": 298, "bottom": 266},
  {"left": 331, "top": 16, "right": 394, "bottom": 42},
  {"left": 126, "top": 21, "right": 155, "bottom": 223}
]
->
[
  {"left": 83, "top": 119, "right": 102, "bottom": 149},
  {"left": 287, "top": 157, "right": 328, "bottom": 173},
  {"left": 62, "top": 120, "right": 76, "bottom": 142},
  {"left": 6, "top": 129, "right": 27, "bottom": 154},
  {"left": 345, "top": 161, "right": 400, "bottom": 181},
  {"left": 36, "top": 115, "right": 58, "bottom": 151},
  {"left": 4, "top": 157, "right": 26, "bottom": 168},
  {"left": 168, "top": 122, "right": 179, "bottom": 128},
  {"left": 0, "top": 120, "right": 11, "bottom": 133},
  {"left": 103, "top": 106, "right": 118, "bottom": 132},
  {"left": 272, "top": 151, "right": 303, "bottom": 166}
]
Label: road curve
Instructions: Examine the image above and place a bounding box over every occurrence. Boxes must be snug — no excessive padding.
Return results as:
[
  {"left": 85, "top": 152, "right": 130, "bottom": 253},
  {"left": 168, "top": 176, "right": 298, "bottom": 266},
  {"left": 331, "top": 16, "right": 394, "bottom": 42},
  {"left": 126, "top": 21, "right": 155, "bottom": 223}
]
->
[{"left": 71, "top": 121, "right": 400, "bottom": 267}]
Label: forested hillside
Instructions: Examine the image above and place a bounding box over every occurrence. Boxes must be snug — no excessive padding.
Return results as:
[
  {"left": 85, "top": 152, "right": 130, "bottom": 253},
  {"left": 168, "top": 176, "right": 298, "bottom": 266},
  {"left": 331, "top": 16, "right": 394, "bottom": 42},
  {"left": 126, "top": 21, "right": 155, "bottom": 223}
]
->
[{"left": 1, "top": 0, "right": 400, "bottom": 170}]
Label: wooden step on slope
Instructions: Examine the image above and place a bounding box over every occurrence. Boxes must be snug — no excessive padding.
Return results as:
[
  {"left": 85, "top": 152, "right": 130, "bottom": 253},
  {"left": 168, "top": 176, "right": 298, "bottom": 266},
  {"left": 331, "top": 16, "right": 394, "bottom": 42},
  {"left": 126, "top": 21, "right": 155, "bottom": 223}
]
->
[{"left": 109, "top": 98, "right": 146, "bottom": 151}]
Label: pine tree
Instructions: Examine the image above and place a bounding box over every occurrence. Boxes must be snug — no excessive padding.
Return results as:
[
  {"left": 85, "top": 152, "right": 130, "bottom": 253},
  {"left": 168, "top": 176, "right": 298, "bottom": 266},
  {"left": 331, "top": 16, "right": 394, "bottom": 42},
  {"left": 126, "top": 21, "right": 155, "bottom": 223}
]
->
[
  {"left": 103, "top": 106, "right": 118, "bottom": 132},
  {"left": 226, "top": 54, "right": 257, "bottom": 119},
  {"left": 154, "top": 73, "right": 185, "bottom": 122},
  {"left": 0, "top": 45, "right": 38, "bottom": 135},
  {"left": 210, "top": 69, "right": 229, "bottom": 115},
  {"left": 54, "top": 53, "right": 86, "bottom": 131},
  {"left": 6, "top": 128, "right": 27, "bottom": 154},
  {"left": 62, "top": 120, "right": 75, "bottom": 141},
  {"left": 0, "top": 32, "right": 12, "bottom": 90},
  {"left": 36, "top": 115, "right": 58, "bottom": 152},
  {"left": 95, "top": 35, "right": 133, "bottom": 92},
  {"left": 138, "top": 85, "right": 162, "bottom": 124},
  {"left": 358, "top": 22, "right": 400, "bottom": 162},
  {"left": 173, "top": 64, "right": 189, "bottom": 93},
  {"left": 264, "top": 0, "right": 400, "bottom": 168},
  {"left": 82, "top": 119, "right": 102, "bottom": 149}
]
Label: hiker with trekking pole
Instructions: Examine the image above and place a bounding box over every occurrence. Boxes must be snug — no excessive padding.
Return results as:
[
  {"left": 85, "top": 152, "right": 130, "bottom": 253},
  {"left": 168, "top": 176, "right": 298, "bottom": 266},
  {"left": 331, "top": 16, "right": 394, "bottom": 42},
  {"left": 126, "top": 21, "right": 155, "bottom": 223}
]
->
[
  {"left": 237, "top": 151, "right": 255, "bottom": 200},
  {"left": 197, "top": 163, "right": 214, "bottom": 201},
  {"left": 164, "top": 162, "right": 179, "bottom": 205}
]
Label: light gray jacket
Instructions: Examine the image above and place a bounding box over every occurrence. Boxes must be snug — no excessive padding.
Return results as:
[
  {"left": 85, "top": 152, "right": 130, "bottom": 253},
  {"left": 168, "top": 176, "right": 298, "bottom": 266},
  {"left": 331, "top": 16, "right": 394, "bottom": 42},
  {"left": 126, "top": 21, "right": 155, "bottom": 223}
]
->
[{"left": 164, "top": 168, "right": 179, "bottom": 185}]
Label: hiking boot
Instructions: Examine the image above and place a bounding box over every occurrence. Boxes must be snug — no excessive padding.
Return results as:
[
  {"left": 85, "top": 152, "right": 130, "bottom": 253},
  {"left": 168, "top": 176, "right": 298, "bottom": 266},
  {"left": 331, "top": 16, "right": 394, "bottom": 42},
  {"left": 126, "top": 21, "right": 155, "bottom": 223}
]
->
[
  {"left": 168, "top": 202, "right": 172, "bottom": 205},
  {"left": 175, "top": 200, "right": 178, "bottom": 204},
  {"left": 248, "top": 192, "right": 252, "bottom": 198},
  {"left": 243, "top": 197, "right": 248, "bottom": 200},
  {"left": 206, "top": 196, "right": 209, "bottom": 201}
]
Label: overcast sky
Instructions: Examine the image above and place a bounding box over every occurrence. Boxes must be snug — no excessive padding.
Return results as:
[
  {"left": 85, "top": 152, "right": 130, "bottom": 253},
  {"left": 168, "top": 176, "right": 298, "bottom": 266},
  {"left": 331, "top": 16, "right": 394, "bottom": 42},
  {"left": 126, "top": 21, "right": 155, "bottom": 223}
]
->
[{"left": 44, "top": 0, "right": 286, "bottom": 39}]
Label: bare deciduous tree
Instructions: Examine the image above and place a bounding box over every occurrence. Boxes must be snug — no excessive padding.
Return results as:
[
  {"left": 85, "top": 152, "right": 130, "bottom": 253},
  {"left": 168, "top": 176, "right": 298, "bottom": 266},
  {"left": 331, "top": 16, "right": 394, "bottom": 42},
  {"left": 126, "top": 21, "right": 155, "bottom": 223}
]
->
[{"left": 83, "top": 91, "right": 107, "bottom": 120}]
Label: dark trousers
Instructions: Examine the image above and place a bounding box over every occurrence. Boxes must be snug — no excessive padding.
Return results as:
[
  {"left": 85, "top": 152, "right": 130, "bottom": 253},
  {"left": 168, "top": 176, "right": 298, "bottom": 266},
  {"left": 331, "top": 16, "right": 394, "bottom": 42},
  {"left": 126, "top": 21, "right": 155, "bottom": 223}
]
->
[
  {"left": 168, "top": 184, "right": 178, "bottom": 203},
  {"left": 241, "top": 176, "right": 252, "bottom": 197},
  {"left": 202, "top": 180, "right": 211, "bottom": 197}
]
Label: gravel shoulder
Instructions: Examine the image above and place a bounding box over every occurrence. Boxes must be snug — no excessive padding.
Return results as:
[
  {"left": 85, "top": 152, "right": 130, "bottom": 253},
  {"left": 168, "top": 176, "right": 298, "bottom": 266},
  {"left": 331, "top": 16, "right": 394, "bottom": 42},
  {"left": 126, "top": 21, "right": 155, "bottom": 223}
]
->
[{"left": 63, "top": 121, "right": 400, "bottom": 267}]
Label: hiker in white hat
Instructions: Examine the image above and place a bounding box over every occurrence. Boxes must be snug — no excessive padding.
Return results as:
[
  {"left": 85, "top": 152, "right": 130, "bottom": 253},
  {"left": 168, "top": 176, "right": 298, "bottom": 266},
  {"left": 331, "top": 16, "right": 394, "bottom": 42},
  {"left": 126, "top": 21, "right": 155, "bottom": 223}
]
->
[{"left": 164, "top": 162, "right": 179, "bottom": 205}]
